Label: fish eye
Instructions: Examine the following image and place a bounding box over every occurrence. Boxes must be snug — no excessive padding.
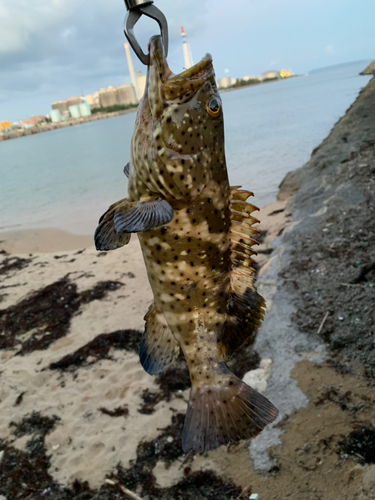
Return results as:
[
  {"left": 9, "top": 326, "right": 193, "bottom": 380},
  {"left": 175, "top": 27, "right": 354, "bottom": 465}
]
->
[{"left": 206, "top": 97, "right": 221, "bottom": 117}]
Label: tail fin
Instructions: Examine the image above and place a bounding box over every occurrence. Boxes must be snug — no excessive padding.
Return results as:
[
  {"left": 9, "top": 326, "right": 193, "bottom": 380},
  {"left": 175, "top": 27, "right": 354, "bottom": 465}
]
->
[{"left": 181, "top": 365, "right": 278, "bottom": 453}]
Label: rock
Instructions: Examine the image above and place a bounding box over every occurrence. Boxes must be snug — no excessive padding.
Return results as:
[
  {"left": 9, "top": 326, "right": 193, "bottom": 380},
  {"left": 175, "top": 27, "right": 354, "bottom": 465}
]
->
[{"left": 242, "top": 359, "right": 272, "bottom": 394}]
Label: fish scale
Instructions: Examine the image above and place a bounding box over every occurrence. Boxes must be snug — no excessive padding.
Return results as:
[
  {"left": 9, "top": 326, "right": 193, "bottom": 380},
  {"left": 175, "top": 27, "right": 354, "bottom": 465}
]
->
[{"left": 95, "top": 35, "right": 278, "bottom": 453}]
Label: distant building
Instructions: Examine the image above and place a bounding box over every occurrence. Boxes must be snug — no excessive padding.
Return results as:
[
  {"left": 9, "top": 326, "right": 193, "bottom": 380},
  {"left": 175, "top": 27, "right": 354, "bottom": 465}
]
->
[
  {"left": 243, "top": 75, "right": 259, "bottom": 83},
  {"left": 85, "top": 91, "right": 100, "bottom": 109},
  {"left": 116, "top": 84, "right": 137, "bottom": 106},
  {"left": 258, "top": 71, "right": 280, "bottom": 81},
  {"left": 218, "top": 77, "right": 232, "bottom": 89},
  {"left": 280, "top": 69, "right": 292, "bottom": 78},
  {"left": 0, "top": 121, "right": 12, "bottom": 131},
  {"left": 50, "top": 110, "right": 61, "bottom": 123},
  {"left": 98, "top": 84, "right": 137, "bottom": 108},
  {"left": 52, "top": 97, "right": 84, "bottom": 115},
  {"left": 20, "top": 115, "right": 46, "bottom": 128}
]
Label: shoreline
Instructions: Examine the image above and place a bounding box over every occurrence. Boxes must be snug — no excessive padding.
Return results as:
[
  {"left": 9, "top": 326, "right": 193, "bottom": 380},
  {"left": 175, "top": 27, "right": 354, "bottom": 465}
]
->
[
  {"left": 0, "top": 76, "right": 299, "bottom": 144},
  {"left": 0, "top": 107, "right": 136, "bottom": 143}
]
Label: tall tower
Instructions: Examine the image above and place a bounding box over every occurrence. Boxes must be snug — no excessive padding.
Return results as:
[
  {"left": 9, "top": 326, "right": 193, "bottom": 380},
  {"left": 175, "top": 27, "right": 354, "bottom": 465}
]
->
[
  {"left": 124, "top": 43, "right": 141, "bottom": 102},
  {"left": 181, "top": 26, "right": 193, "bottom": 69}
]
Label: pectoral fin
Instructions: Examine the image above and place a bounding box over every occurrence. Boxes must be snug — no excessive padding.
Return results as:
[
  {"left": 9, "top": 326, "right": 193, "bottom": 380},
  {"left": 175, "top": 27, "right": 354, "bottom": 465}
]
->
[
  {"left": 95, "top": 197, "right": 174, "bottom": 251},
  {"left": 123, "top": 163, "right": 130, "bottom": 178},
  {"left": 114, "top": 197, "right": 174, "bottom": 233},
  {"left": 139, "top": 302, "right": 180, "bottom": 375}
]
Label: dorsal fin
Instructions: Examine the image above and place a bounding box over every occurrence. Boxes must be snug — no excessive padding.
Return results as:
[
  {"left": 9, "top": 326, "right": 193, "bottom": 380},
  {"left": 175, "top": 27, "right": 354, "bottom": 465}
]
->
[{"left": 221, "top": 186, "right": 266, "bottom": 360}]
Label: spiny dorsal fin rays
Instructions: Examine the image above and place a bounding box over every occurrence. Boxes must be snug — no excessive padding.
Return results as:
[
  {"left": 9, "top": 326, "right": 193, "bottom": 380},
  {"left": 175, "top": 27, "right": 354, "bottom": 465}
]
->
[
  {"left": 124, "top": 163, "right": 130, "bottom": 178},
  {"left": 231, "top": 221, "right": 260, "bottom": 237},
  {"left": 139, "top": 302, "right": 180, "bottom": 375},
  {"left": 230, "top": 210, "right": 260, "bottom": 226},
  {"left": 230, "top": 200, "right": 259, "bottom": 215},
  {"left": 218, "top": 185, "right": 265, "bottom": 360},
  {"left": 230, "top": 231, "right": 259, "bottom": 247}
]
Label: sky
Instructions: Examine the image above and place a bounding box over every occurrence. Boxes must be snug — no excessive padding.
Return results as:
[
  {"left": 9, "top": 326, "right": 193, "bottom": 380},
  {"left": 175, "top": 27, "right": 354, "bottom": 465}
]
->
[{"left": 0, "top": 0, "right": 374, "bottom": 122}]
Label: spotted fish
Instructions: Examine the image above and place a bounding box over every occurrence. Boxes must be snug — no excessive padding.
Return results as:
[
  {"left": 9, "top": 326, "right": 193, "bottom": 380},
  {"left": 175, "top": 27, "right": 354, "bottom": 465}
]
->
[{"left": 95, "top": 36, "right": 278, "bottom": 453}]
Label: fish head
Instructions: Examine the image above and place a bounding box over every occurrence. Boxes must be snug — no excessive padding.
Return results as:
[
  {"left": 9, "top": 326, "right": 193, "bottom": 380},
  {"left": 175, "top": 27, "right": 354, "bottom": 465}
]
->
[{"left": 133, "top": 35, "right": 224, "bottom": 200}]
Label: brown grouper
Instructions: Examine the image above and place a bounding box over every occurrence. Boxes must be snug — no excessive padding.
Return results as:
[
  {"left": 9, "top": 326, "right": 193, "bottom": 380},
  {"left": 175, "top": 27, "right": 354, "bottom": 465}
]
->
[{"left": 95, "top": 35, "right": 278, "bottom": 453}]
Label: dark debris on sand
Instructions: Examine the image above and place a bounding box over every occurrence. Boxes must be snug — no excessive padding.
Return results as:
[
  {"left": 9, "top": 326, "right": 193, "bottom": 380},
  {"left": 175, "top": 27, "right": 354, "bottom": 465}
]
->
[
  {"left": 49, "top": 329, "right": 141, "bottom": 371},
  {"left": 0, "top": 276, "right": 123, "bottom": 355},
  {"left": 98, "top": 405, "right": 129, "bottom": 417},
  {"left": 0, "top": 411, "right": 243, "bottom": 500},
  {"left": 108, "top": 413, "right": 243, "bottom": 500},
  {"left": 0, "top": 254, "right": 33, "bottom": 277},
  {"left": 338, "top": 423, "right": 375, "bottom": 465}
]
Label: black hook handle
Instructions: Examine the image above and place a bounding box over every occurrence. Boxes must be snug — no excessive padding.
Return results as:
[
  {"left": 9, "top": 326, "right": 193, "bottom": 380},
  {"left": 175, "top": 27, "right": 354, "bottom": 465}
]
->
[{"left": 123, "top": 1, "right": 169, "bottom": 65}]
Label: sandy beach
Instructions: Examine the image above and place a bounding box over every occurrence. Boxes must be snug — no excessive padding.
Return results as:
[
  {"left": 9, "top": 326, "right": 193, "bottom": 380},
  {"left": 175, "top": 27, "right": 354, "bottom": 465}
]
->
[{"left": 1, "top": 74, "right": 375, "bottom": 499}]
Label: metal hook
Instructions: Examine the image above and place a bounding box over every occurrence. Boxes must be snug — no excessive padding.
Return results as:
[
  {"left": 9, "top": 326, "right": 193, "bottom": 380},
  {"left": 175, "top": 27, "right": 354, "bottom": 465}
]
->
[{"left": 124, "top": 0, "right": 169, "bottom": 65}]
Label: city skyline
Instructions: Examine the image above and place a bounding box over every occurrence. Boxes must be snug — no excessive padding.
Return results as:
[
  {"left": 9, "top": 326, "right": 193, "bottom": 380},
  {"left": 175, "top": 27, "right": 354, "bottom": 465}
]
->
[{"left": 1, "top": 0, "right": 374, "bottom": 122}]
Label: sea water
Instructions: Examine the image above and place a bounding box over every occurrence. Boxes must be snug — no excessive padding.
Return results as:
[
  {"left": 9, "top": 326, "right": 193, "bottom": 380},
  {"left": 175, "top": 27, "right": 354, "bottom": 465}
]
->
[{"left": 0, "top": 60, "right": 371, "bottom": 236}]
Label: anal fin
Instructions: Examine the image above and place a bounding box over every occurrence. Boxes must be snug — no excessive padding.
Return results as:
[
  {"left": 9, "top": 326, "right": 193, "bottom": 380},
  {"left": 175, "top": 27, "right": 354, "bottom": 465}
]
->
[{"left": 139, "top": 303, "right": 180, "bottom": 375}]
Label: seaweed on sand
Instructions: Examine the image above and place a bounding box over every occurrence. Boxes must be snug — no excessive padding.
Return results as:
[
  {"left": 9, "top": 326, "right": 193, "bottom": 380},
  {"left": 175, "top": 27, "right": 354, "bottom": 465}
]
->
[
  {"left": 0, "top": 254, "right": 33, "bottom": 277},
  {"left": 0, "top": 412, "right": 244, "bottom": 500},
  {"left": 0, "top": 276, "right": 123, "bottom": 354},
  {"left": 109, "top": 413, "right": 244, "bottom": 499},
  {"left": 49, "top": 329, "right": 141, "bottom": 371}
]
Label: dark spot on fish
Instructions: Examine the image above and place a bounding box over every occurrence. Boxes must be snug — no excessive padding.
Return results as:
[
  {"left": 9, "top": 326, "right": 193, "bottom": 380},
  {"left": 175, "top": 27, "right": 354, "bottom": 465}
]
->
[
  {"left": 190, "top": 262, "right": 194, "bottom": 267},
  {"left": 180, "top": 175, "right": 184, "bottom": 180},
  {"left": 174, "top": 256, "right": 178, "bottom": 261},
  {"left": 166, "top": 117, "right": 172, "bottom": 123}
]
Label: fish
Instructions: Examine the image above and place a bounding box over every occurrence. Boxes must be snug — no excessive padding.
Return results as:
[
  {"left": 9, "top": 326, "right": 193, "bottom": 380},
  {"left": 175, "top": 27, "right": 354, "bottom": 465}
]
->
[{"left": 95, "top": 35, "right": 278, "bottom": 453}]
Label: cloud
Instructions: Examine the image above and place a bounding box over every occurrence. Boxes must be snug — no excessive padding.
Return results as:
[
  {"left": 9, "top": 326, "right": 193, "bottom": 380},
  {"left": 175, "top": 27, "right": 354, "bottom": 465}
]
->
[{"left": 325, "top": 45, "right": 334, "bottom": 55}]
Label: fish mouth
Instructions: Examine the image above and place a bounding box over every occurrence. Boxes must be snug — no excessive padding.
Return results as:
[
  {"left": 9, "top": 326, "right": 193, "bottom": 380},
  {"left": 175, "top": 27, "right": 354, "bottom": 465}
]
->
[{"left": 148, "top": 36, "right": 214, "bottom": 92}]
